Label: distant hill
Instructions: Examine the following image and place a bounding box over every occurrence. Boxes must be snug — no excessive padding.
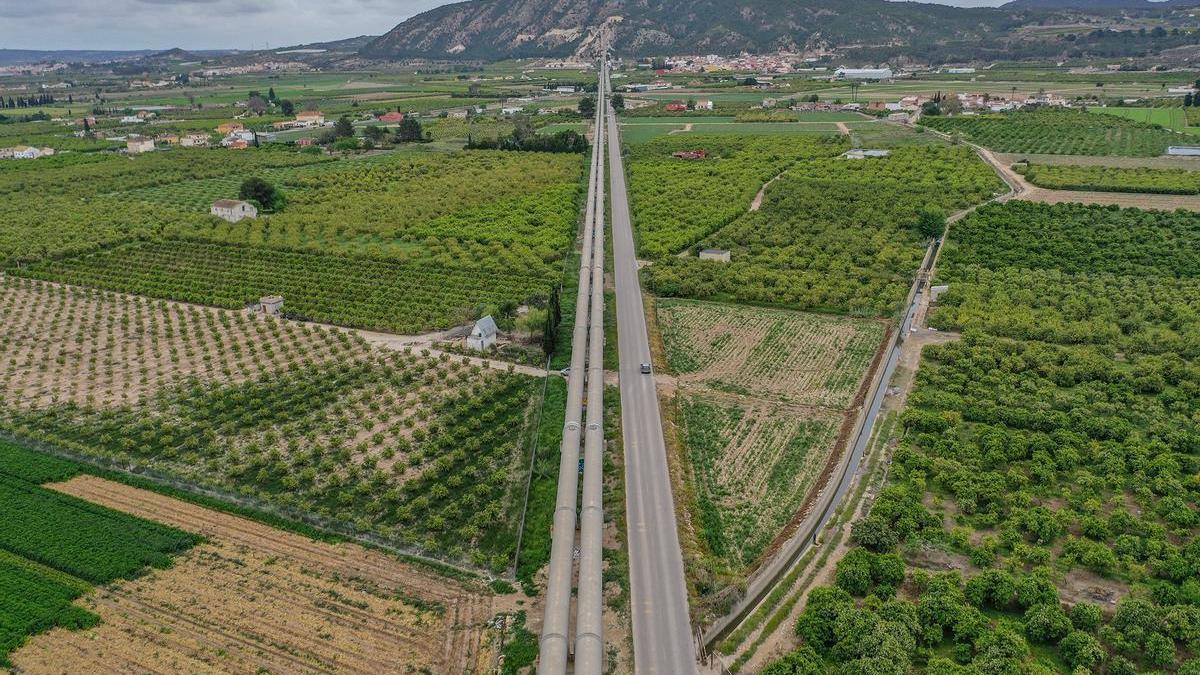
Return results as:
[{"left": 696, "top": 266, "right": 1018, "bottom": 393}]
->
[
  {"left": 1004, "top": 0, "right": 1198, "bottom": 8},
  {"left": 0, "top": 49, "right": 157, "bottom": 66},
  {"left": 360, "top": 0, "right": 1035, "bottom": 60}
]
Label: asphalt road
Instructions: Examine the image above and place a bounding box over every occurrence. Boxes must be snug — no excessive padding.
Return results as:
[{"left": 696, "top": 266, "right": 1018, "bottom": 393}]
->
[{"left": 606, "top": 98, "right": 698, "bottom": 674}]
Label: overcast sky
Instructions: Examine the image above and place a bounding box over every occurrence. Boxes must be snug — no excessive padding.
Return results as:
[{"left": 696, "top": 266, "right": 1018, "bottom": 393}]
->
[{"left": 5, "top": 0, "right": 1024, "bottom": 51}]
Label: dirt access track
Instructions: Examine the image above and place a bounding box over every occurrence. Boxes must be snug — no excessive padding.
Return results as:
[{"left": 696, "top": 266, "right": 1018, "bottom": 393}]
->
[
  {"left": 12, "top": 476, "right": 497, "bottom": 675},
  {"left": 977, "top": 146, "right": 1200, "bottom": 211}
]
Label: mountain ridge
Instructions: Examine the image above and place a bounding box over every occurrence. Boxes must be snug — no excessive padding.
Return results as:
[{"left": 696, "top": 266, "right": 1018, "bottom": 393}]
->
[{"left": 360, "top": 0, "right": 1035, "bottom": 60}]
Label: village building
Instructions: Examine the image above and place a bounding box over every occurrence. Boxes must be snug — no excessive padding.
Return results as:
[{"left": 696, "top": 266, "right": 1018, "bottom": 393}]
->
[
  {"left": 698, "top": 249, "right": 732, "bottom": 263},
  {"left": 762, "top": 98, "right": 778, "bottom": 108},
  {"left": 296, "top": 138, "right": 316, "bottom": 147},
  {"left": 120, "top": 115, "right": 145, "bottom": 124},
  {"left": 180, "top": 132, "right": 210, "bottom": 147},
  {"left": 1168, "top": 146, "right": 1200, "bottom": 157},
  {"left": 672, "top": 150, "right": 707, "bottom": 160},
  {"left": 467, "top": 316, "right": 498, "bottom": 351},
  {"left": 378, "top": 111, "right": 404, "bottom": 124},
  {"left": 695, "top": 99, "right": 714, "bottom": 111},
  {"left": 1, "top": 146, "right": 54, "bottom": 160},
  {"left": 295, "top": 110, "right": 325, "bottom": 127},
  {"left": 125, "top": 135, "right": 156, "bottom": 154},
  {"left": 156, "top": 133, "right": 179, "bottom": 145},
  {"left": 210, "top": 199, "right": 258, "bottom": 222},
  {"left": 448, "top": 110, "right": 469, "bottom": 119},
  {"left": 664, "top": 101, "right": 688, "bottom": 112}
]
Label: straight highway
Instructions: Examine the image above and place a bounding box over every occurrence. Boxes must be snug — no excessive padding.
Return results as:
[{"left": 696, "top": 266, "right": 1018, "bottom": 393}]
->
[{"left": 605, "top": 62, "right": 698, "bottom": 673}]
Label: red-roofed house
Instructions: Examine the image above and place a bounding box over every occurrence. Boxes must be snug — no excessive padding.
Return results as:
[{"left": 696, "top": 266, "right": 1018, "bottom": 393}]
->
[{"left": 378, "top": 112, "right": 404, "bottom": 124}]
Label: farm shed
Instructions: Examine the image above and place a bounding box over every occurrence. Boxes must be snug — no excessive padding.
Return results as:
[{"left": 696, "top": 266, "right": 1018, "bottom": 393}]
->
[
  {"left": 259, "top": 296, "right": 284, "bottom": 315},
  {"left": 467, "top": 315, "right": 498, "bottom": 351},
  {"left": 1168, "top": 146, "right": 1200, "bottom": 157},
  {"left": 210, "top": 199, "right": 258, "bottom": 223},
  {"left": 699, "top": 249, "right": 732, "bottom": 263},
  {"left": 844, "top": 149, "right": 891, "bottom": 160}
]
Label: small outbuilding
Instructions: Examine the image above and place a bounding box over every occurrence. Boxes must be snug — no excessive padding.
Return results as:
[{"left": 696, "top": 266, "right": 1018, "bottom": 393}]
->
[
  {"left": 211, "top": 199, "right": 258, "bottom": 223},
  {"left": 699, "top": 248, "right": 731, "bottom": 263},
  {"left": 259, "top": 295, "right": 284, "bottom": 315},
  {"left": 843, "top": 149, "right": 891, "bottom": 160},
  {"left": 467, "top": 315, "right": 499, "bottom": 351},
  {"left": 1168, "top": 146, "right": 1200, "bottom": 157}
]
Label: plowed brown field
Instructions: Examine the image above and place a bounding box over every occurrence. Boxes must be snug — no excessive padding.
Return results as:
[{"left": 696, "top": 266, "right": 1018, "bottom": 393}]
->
[{"left": 11, "top": 476, "right": 497, "bottom": 675}]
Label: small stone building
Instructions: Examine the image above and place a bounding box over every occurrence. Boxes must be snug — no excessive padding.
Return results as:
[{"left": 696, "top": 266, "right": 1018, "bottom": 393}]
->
[
  {"left": 259, "top": 296, "right": 284, "bottom": 315},
  {"left": 467, "top": 315, "right": 498, "bottom": 351},
  {"left": 699, "top": 248, "right": 732, "bottom": 263},
  {"left": 211, "top": 199, "right": 258, "bottom": 223}
]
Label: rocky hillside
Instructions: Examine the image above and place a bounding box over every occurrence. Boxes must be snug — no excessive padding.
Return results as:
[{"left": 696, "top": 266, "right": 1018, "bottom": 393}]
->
[{"left": 360, "top": 0, "right": 1035, "bottom": 60}]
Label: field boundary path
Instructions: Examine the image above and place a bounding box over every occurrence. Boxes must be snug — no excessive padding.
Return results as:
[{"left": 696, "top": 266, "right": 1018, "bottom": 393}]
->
[
  {"left": 700, "top": 142, "right": 1018, "bottom": 654},
  {"left": 921, "top": 121, "right": 1200, "bottom": 211}
]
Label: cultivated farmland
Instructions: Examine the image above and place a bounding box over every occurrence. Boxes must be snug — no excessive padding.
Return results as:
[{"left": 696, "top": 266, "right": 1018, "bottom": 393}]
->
[
  {"left": 0, "top": 278, "right": 541, "bottom": 570},
  {"left": 658, "top": 300, "right": 884, "bottom": 409},
  {"left": 772, "top": 200, "right": 1200, "bottom": 673},
  {"left": 626, "top": 134, "right": 847, "bottom": 257},
  {"left": 12, "top": 476, "right": 499, "bottom": 674},
  {"left": 1022, "top": 163, "right": 1200, "bottom": 195},
  {"left": 644, "top": 145, "right": 1003, "bottom": 316},
  {"left": 657, "top": 300, "right": 885, "bottom": 596},
  {"left": 921, "top": 108, "right": 1185, "bottom": 156},
  {"left": 0, "top": 441, "right": 200, "bottom": 665}
]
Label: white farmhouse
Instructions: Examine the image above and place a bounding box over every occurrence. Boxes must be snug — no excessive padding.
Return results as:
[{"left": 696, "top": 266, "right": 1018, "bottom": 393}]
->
[
  {"left": 210, "top": 199, "right": 258, "bottom": 223},
  {"left": 467, "top": 315, "right": 498, "bottom": 351},
  {"left": 125, "top": 135, "right": 156, "bottom": 154}
]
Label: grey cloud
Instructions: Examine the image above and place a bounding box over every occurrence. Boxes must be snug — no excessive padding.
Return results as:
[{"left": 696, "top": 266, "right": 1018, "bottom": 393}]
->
[{"left": 1, "top": 0, "right": 444, "bottom": 50}]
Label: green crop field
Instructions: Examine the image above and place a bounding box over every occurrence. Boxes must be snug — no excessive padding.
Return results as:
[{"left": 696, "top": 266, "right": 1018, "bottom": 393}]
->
[
  {"left": 1022, "top": 163, "right": 1200, "bottom": 194},
  {"left": 1090, "top": 106, "right": 1192, "bottom": 133},
  {"left": 643, "top": 144, "right": 1004, "bottom": 316},
  {"left": 921, "top": 108, "right": 1187, "bottom": 156},
  {"left": 626, "top": 134, "right": 847, "bottom": 256},
  {"left": 4, "top": 148, "right": 584, "bottom": 333},
  {"left": 776, "top": 199, "right": 1200, "bottom": 673},
  {"left": 0, "top": 440, "right": 199, "bottom": 665}
]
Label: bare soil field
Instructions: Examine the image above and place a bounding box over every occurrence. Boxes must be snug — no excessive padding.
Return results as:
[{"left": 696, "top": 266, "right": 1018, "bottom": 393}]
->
[
  {"left": 12, "top": 476, "right": 498, "bottom": 675},
  {"left": 657, "top": 299, "right": 885, "bottom": 409}
]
